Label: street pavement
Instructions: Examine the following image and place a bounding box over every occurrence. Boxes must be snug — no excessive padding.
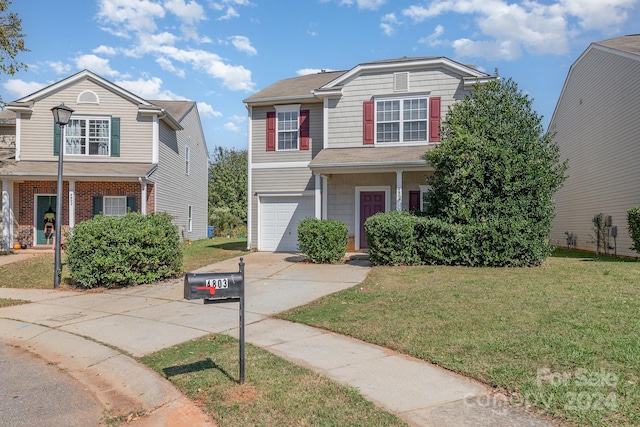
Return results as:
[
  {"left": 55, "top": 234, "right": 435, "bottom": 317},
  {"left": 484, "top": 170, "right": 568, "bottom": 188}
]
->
[{"left": 0, "top": 251, "right": 556, "bottom": 426}]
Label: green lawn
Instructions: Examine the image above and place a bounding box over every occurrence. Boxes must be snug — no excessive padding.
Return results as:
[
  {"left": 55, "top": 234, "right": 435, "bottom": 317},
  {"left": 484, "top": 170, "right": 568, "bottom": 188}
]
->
[{"left": 278, "top": 251, "right": 640, "bottom": 427}]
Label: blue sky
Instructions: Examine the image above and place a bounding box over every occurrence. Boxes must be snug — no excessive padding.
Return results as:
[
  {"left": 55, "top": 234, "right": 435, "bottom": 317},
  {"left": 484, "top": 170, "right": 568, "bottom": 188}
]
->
[{"left": 2, "top": 0, "right": 639, "bottom": 153}]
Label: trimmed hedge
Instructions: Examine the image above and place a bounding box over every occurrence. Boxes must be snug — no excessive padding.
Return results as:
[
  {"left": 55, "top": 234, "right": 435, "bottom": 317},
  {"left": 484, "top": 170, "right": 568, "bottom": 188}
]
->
[
  {"left": 298, "top": 218, "right": 348, "bottom": 264},
  {"left": 65, "top": 212, "right": 183, "bottom": 288},
  {"left": 366, "top": 211, "right": 551, "bottom": 267}
]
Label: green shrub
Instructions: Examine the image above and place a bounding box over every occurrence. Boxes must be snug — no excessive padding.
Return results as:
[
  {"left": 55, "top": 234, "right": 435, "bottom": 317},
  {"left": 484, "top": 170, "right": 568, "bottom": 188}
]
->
[
  {"left": 627, "top": 207, "right": 640, "bottom": 254},
  {"left": 298, "top": 218, "right": 348, "bottom": 264},
  {"left": 210, "top": 206, "right": 243, "bottom": 237},
  {"left": 65, "top": 212, "right": 183, "bottom": 288},
  {"left": 366, "top": 211, "right": 551, "bottom": 267},
  {"left": 365, "top": 211, "right": 420, "bottom": 266}
]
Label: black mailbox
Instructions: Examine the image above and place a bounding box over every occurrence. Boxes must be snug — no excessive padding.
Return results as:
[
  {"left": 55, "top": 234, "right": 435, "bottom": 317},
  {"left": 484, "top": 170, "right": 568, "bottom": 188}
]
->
[{"left": 184, "top": 270, "right": 243, "bottom": 302}]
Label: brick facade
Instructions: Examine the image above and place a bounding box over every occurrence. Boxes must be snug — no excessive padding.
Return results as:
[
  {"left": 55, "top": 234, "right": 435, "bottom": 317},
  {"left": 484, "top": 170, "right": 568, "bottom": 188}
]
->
[{"left": 16, "top": 180, "right": 155, "bottom": 248}]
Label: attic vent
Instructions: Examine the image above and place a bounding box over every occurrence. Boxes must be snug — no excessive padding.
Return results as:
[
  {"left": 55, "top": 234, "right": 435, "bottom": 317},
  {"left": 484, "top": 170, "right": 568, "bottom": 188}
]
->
[
  {"left": 394, "top": 72, "right": 409, "bottom": 92},
  {"left": 77, "top": 90, "right": 99, "bottom": 104}
]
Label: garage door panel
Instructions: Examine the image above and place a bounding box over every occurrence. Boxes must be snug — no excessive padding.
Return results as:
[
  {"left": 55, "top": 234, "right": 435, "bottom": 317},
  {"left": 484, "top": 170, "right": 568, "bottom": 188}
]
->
[{"left": 260, "top": 197, "right": 314, "bottom": 252}]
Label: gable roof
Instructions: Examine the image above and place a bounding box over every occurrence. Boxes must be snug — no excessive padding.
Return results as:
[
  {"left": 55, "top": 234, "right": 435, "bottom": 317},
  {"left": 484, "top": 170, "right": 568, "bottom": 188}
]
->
[
  {"left": 594, "top": 34, "right": 640, "bottom": 57},
  {"left": 243, "top": 56, "right": 493, "bottom": 106}
]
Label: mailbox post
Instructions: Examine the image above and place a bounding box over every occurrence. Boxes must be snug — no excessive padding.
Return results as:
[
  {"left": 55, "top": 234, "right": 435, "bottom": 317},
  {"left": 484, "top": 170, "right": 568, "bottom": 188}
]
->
[{"left": 184, "top": 258, "right": 245, "bottom": 384}]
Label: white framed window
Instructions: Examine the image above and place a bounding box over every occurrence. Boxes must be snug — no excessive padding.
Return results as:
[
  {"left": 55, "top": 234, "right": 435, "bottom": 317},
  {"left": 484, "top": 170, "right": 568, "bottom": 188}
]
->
[
  {"left": 376, "top": 96, "right": 428, "bottom": 144},
  {"left": 275, "top": 105, "right": 300, "bottom": 151},
  {"left": 188, "top": 205, "right": 193, "bottom": 232},
  {"left": 103, "top": 196, "right": 127, "bottom": 217},
  {"left": 419, "top": 185, "right": 432, "bottom": 211},
  {"left": 65, "top": 116, "right": 111, "bottom": 156},
  {"left": 185, "top": 146, "right": 190, "bottom": 175}
]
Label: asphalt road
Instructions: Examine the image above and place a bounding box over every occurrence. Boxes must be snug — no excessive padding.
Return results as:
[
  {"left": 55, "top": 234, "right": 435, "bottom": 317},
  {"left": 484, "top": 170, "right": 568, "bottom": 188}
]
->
[{"left": 0, "top": 342, "right": 104, "bottom": 427}]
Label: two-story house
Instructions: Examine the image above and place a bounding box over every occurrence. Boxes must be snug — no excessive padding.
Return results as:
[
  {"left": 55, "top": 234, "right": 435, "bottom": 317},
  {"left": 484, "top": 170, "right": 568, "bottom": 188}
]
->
[
  {"left": 0, "top": 69, "right": 208, "bottom": 250},
  {"left": 244, "top": 57, "right": 493, "bottom": 252}
]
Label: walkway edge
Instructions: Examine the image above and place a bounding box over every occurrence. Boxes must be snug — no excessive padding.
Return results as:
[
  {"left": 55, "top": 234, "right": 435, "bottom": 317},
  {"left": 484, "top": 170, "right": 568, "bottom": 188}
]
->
[{"left": 0, "top": 318, "right": 215, "bottom": 426}]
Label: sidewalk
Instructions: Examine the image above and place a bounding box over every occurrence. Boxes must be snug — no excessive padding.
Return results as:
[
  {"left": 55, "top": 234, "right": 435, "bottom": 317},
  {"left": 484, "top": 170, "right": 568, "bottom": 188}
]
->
[{"left": 0, "top": 252, "right": 555, "bottom": 426}]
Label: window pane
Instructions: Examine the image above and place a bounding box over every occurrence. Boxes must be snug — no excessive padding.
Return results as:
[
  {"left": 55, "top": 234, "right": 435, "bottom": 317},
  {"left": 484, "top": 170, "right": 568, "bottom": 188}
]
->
[
  {"left": 277, "top": 111, "right": 299, "bottom": 150},
  {"left": 403, "top": 121, "right": 427, "bottom": 141},
  {"left": 104, "top": 197, "right": 126, "bottom": 217},
  {"left": 88, "top": 119, "right": 110, "bottom": 155},
  {"left": 377, "top": 100, "right": 399, "bottom": 122},
  {"left": 377, "top": 122, "right": 399, "bottom": 143}
]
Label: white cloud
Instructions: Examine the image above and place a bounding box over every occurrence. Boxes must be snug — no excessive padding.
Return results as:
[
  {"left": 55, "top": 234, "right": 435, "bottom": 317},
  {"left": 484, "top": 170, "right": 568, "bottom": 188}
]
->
[
  {"left": 218, "top": 6, "right": 240, "bottom": 20},
  {"left": 74, "top": 54, "right": 120, "bottom": 77},
  {"left": 164, "top": 0, "right": 206, "bottom": 25},
  {"left": 2, "top": 79, "right": 48, "bottom": 99},
  {"left": 296, "top": 68, "right": 336, "bottom": 76},
  {"left": 231, "top": 114, "right": 246, "bottom": 123},
  {"left": 156, "top": 57, "right": 186, "bottom": 77},
  {"left": 418, "top": 24, "right": 445, "bottom": 47},
  {"left": 197, "top": 102, "right": 222, "bottom": 118},
  {"left": 47, "top": 61, "right": 72, "bottom": 74},
  {"left": 93, "top": 45, "right": 117, "bottom": 55},
  {"left": 228, "top": 36, "right": 257, "bottom": 55},
  {"left": 224, "top": 122, "right": 240, "bottom": 131},
  {"left": 97, "top": 0, "right": 165, "bottom": 35},
  {"left": 401, "top": 0, "right": 638, "bottom": 59},
  {"left": 380, "top": 13, "right": 399, "bottom": 36},
  {"left": 339, "top": 0, "right": 386, "bottom": 10},
  {"left": 115, "top": 76, "right": 184, "bottom": 100}
]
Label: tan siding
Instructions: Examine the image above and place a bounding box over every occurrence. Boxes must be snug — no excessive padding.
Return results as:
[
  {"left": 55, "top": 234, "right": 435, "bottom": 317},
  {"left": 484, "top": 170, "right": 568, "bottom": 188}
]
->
[
  {"left": 550, "top": 47, "right": 640, "bottom": 257},
  {"left": 250, "top": 103, "right": 323, "bottom": 164},
  {"left": 252, "top": 168, "right": 314, "bottom": 193},
  {"left": 19, "top": 79, "right": 153, "bottom": 163},
  {"left": 326, "top": 68, "right": 468, "bottom": 148},
  {"left": 154, "top": 107, "right": 209, "bottom": 240}
]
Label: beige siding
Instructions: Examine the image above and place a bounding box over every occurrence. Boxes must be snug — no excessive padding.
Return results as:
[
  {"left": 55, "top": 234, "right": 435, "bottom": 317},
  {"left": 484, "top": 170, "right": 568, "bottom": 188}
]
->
[
  {"left": 550, "top": 47, "right": 640, "bottom": 257},
  {"left": 19, "top": 79, "right": 153, "bottom": 163},
  {"left": 154, "top": 106, "right": 209, "bottom": 240},
  {"left": 250, "top": 103, "right": 323, "bottom": 165},
  {"left": 326, "top": 67, "right": 468, "bottom": 148}
]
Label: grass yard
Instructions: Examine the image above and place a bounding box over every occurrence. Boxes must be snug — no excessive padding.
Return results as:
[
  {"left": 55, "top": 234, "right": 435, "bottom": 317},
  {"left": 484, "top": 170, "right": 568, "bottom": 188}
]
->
[
  {"left": 140, "top": 334, "right": 406, "bottom": 426},
  {"left": 0, "top": 237, "right": 248, "bottom": 290},
  {"left": 278, "top": 250, "right": 640, "bottom": 427}
]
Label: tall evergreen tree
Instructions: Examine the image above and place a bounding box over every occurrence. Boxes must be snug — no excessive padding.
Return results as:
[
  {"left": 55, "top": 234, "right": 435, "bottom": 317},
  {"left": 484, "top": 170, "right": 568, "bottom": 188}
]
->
[{"left": 425, "top": 75, "right": 568, "bottom": 265}]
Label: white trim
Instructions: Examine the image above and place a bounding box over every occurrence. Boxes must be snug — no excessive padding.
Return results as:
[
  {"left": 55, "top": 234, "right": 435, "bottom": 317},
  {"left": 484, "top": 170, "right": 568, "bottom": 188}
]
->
[
  {"left": 77, "top": 90, "right": 99, "bottom": 104},
  {"left": 395, "top": 171, "right": 403, "bottom": 211},
  {"left": 322, "top": 175, "right": 328, "bottom": 219},
  {"left": 185, "top": 146, "right": 190, "bottom": 175},
  {"left": 274, "top": 104, "right": 301, "bottom": 151},
  {"left": 139, "top": 177, "right": 147, "bottom": 215},
  {"left": 354, "top": 186, "right": 390, "bottom": 251},
  {"left": 152, "top": 115, "right": 159, "bottom": 164},
  {"left": 314, "top": 173, "right": 321, "bottom": 219},
  {"left": 323, "top": 97, "right": 329, "bottom": 149},
  {"left": 2, "top": 180, "right": 14, "bottom": 249},
  {"left": 247, "top": 105, "right": 253, "bottom": 250},
  {"left": 274, "top": 104, "right": 301, "bottom": 113},
  {"left": 419, "top": 185, "right": 432, "bottom": 211},
  {"left": 251, "top": 161, "right": 310, "bottom": 169},
  {"left": 69, "top": 181, "right": 75, "bottom": 229},
  {"left": 15, "top": 113, "right": 21, "bottom": 161}
]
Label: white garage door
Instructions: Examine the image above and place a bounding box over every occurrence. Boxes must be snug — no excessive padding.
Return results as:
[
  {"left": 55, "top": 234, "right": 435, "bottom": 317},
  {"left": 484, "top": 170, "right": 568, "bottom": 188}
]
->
[{"left": 260, "top": 196, "right": 314, "bottom": 252}]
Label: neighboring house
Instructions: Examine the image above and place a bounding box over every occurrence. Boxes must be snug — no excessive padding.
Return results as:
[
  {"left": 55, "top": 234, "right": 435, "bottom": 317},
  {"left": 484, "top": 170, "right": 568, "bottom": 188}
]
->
[
  {"left": 549, "top": 35, "right": 640, "bottom": 257},
  {"left": 244, "top": 57, "right": 493, "bottom": 252},
  {"left": 0, "top": 70, "right": 208, "bottom": 250}
]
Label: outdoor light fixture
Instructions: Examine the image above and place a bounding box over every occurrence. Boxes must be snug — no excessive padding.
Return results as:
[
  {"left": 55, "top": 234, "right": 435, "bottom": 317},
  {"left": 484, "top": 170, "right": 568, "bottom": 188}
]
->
[{"left": 51, "top": 103, "right": 74, "bottom": 288}]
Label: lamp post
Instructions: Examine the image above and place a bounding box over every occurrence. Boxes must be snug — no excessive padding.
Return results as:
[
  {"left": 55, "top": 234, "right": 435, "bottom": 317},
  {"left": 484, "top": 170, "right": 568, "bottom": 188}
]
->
[{"left": 51, "top": 103, "right": 74, "bottom": 288}]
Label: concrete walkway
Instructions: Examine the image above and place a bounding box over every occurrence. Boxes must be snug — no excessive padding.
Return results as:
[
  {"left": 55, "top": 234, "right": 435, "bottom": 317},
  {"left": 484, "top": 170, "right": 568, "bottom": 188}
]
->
[{"left": 0, "top": 252, "right": 555, "bottom": 426}]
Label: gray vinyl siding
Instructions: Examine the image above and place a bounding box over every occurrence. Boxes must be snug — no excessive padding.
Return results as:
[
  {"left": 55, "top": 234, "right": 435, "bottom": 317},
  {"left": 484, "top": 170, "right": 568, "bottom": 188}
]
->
[
  {"left": 250, "top": 103, "right": 323, "bottom": 164},
  {"left": 154, "top": 105, "right": 209, "bottom": 240},
  {"left": 250, "top": 167, "right": 315, "bottom": 246},
  {"left": 18, "top": 79, "right": 153, "bottom": 162},
  {"left": 326, "top": 67, "right": 469, "bottom": 148},
  {"left": 550, "top": 46, "right": 640, "bottom": 257}
]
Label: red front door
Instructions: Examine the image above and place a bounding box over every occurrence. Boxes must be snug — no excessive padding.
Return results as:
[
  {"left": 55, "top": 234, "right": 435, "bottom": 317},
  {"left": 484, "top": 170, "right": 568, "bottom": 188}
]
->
[{"left": 360, "top": 191, "right": 385, "bottom": 248}]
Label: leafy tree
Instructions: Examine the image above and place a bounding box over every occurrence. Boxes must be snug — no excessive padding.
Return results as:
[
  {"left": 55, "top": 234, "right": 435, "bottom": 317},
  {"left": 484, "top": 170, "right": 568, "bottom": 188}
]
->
[
  {"left": 208, "top": 146, "right": 247, "bottom": 235},
  {"left": 425, "top": 75, "right": 568, "bottom": 265},
  {"left": 0, "top": 0, "right": 27, "bottom": 75}
]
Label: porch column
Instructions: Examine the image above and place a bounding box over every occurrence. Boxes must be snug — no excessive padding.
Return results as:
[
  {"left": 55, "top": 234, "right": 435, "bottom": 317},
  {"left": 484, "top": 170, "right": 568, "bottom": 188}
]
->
[
  {"left": 139, "top": 177, "right": 147, "bottom": 215},
  {"left": 68, "top": 181, "right": 75, "bottom": 229},
  {"left": 322, "top": 175, "right": 328, "bottom": 220},
  {"left": 314, "top": 173, "right": 321, "bottom": 219},
  {"left": 395, "top": 170, "right": 403, "bottom": 211},
  {"left": 2, "top": 180, "right": 13, "bottom": 250}
]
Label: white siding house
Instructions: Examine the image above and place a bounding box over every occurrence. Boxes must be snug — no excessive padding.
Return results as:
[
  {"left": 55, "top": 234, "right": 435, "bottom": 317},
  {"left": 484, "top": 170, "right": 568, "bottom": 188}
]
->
[{"left": 549, "top": 35, "right": 640, "bottom": 257}]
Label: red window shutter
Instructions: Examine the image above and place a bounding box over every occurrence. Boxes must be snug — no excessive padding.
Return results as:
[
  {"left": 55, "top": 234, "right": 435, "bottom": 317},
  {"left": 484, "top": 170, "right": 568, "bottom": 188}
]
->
[
  {"left": 299, "top": 110, "right": 309, "bottom": 150},
  {"left": 429, "top": 97, "right": 441, "bottom": 142},
  {"left": 266, "top": 111, "right": 276, "bottom": 151},
  {"left": 363, "top": 100, "right": 374, "bottom": 145}
]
